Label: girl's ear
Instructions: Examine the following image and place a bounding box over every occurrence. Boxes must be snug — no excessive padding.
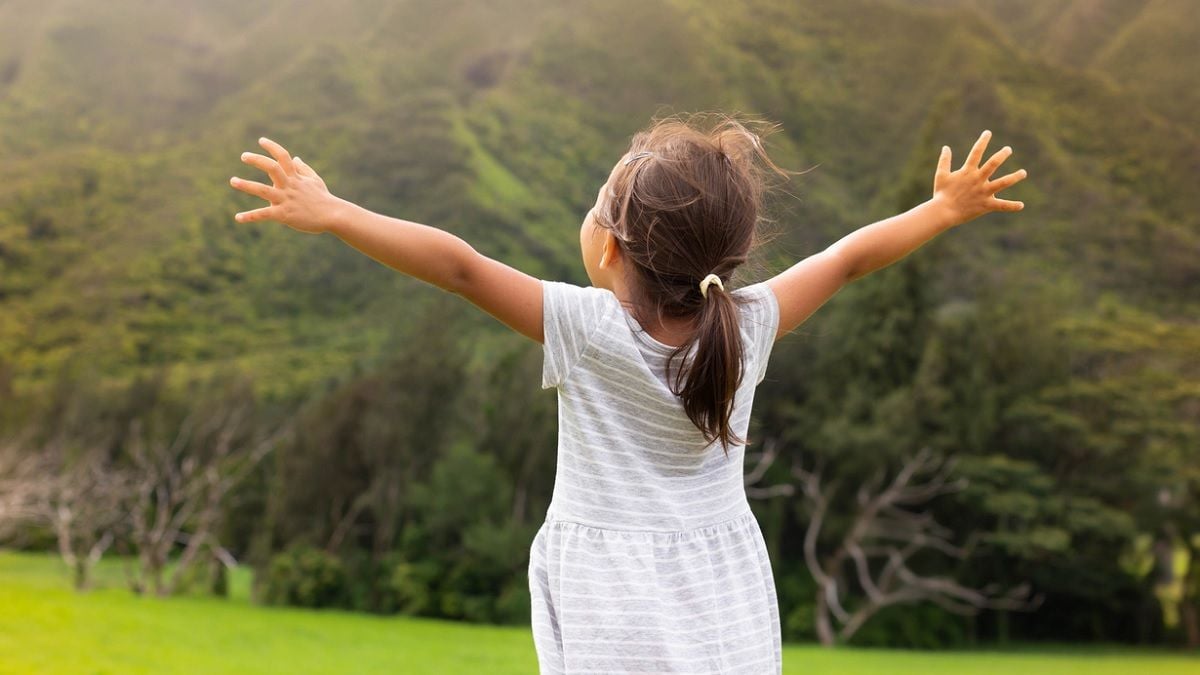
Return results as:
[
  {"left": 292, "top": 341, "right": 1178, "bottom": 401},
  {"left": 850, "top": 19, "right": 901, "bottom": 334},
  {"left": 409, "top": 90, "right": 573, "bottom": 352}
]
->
[{"left": 599, "top": 229, "right": 622, "bottom": 270}]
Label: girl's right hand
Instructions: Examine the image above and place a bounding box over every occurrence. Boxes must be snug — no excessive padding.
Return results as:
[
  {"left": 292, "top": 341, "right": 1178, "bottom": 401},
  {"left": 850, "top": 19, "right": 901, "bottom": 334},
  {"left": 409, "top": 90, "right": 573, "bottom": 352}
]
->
[
  {"left": 933, "top": 130, "right": 1028, "bottom": 226},
  {"left": 229, "top": 137, "right": 342, "bottom": 234}
]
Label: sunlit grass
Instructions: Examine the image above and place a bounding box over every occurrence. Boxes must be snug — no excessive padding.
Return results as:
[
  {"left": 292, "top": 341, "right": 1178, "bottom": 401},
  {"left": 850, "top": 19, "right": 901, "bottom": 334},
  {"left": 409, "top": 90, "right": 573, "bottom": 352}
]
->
[{"left": 1, "top": 550, "right": 1195, "bottom": 674}]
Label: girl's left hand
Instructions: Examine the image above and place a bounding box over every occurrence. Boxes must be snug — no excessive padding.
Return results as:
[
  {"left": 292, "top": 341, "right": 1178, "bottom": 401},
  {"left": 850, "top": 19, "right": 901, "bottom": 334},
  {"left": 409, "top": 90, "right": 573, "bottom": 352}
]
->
[
  {"left": 933, "top": 129, "right": 1028, "bottom": 226},
  {"left": 229, "top": 137, "right": 339, "bottom": 234}
]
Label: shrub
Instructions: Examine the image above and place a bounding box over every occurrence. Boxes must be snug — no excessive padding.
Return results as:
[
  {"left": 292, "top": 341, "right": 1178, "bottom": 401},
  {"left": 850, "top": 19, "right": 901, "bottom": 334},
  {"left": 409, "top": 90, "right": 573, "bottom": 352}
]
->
[
  {"left": 849, "top": 603, "right": 970, "bottom": 649},
  {"left": 494, "top": 578, "right": 531, "bottom": 625},
  {"left": 386, "top": 557, "right": 442, "bottom": 617},
  {"left": 263, "top": 546, "right": 348, "bottom": 609}
]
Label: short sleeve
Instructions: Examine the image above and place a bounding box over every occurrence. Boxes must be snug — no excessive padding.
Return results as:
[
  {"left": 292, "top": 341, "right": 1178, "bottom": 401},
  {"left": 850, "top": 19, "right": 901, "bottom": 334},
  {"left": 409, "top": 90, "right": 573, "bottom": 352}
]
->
[
  {"left": 737, "top": 282, "right": 781, "bottom": 385},
  {"left": 541, "top": 280, "right": 614, "bottom": 390}
]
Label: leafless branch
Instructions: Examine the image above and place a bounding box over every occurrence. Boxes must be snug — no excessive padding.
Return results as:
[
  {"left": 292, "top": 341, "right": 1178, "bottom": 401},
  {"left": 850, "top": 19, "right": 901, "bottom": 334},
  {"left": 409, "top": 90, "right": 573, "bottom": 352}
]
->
[
  {"left": 126, "top": 402, "right": 294, "bottom": 596},
  {"left": 745, "top": 440, "right": 1041, "bottom": 645},
  {"left": 0, "top": 431, "right": 55, "bottom": 535}
]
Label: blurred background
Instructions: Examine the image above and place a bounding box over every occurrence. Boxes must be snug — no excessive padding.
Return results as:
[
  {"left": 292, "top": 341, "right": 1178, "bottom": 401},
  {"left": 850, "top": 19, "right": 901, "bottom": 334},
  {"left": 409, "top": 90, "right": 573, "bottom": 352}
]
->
[{"left": 0, "top": 0, "right": 1197, "bottom": 672}]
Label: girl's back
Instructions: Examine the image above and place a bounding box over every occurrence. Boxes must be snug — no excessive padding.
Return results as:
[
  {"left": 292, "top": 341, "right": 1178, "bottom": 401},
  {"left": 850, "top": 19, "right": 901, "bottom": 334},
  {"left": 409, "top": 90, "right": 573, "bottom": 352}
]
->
[{"left": 529, "top": 277, "right": 783, "bottom": 674}]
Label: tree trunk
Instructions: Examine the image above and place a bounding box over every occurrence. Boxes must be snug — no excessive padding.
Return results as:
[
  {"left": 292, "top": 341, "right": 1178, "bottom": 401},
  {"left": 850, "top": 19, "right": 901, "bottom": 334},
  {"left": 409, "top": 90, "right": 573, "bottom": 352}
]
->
[
  {"left": 73, "top": 560, "right": 88, "bottom": 590},
  {"left": 838, "top": 605, "right": 880, "bottom": 644},
  {"left": 211, "top": 559, "right": 229, "bottom": 598},
  {"left": 512, "top": 482, "right": 527, "bottom": 525},
  {"left": 814, "top": 585, "right": 836, "bottom": 646}
]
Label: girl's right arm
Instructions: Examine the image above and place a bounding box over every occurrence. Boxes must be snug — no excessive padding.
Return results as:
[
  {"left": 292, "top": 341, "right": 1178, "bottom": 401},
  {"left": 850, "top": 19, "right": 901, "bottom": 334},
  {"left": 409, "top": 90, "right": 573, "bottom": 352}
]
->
[
  {"left": 230, "top": 137, "right": 545, "bottom": 344},
  {"left": 766, "top": 129, "right": 1028, "bottom": 341},
  {"left": 327, "top": 199, "right": 545, "bottom": 343}
]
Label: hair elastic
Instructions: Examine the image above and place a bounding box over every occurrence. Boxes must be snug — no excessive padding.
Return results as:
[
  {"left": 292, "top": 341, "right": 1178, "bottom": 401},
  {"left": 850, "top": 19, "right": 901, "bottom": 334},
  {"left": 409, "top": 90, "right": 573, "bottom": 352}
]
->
[{"left": 699, "top": 273, "right": 724, "bottom": 299}]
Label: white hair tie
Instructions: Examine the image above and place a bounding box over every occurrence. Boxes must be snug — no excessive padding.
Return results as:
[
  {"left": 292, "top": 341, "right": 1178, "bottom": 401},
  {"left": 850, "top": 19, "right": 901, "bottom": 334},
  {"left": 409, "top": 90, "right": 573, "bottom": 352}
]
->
[{"left": 699, "top": 273, "right": 724, "bottom": 299}]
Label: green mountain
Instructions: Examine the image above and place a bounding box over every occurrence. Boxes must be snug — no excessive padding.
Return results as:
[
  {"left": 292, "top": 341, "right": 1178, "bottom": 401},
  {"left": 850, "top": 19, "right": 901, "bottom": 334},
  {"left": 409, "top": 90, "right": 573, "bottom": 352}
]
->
[
  {"left": 911, "top": 0, "right": 1199, "bottom": 130},
  {"left": 1, "top": 0, "right": 1197, "bottom": 402}
]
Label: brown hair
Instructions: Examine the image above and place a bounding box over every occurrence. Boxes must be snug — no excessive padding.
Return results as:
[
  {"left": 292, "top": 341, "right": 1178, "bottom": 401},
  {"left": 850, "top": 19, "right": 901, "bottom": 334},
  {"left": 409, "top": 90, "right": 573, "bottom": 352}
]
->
[{"left": 594, "top": 112, "right": 792, "bottom": 456}]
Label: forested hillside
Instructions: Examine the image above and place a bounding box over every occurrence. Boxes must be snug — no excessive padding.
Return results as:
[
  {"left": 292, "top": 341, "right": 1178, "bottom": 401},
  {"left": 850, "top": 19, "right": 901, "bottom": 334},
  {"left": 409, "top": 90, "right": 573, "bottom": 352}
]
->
[
  {"left": 1, "top": 0, "right": 1196, "bottom": 400},
  {"left": 1, "top": 0, "right": 1197, "bottom": 648},
  {"left": 912, "top": 0, "right": 1199, "bottom": 130}
]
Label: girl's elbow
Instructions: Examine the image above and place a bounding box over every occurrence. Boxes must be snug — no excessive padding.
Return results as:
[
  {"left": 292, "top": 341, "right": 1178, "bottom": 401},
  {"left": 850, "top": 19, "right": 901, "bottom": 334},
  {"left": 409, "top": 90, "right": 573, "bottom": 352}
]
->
[{"left": 447, "top": 244, "right": 482, "bottom": 296}]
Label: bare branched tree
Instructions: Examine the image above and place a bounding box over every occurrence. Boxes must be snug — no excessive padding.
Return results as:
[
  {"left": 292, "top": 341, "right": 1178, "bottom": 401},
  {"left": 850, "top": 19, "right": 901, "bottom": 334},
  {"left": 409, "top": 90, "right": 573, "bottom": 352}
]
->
[
  {"left": 0, "top": 431, "right": 55, "bottom": 541},
  {"left": 40, "top": 452, "right": 129, "bottom": 590},
  {"left": 2, "top": 428, "right": 128, "bottom": 590},
  {"left": 126, "top": 403, "right": 293, "bottom": 596},
  {"left": 746, "top": 438, "right": 1043, "bottom": 645}
]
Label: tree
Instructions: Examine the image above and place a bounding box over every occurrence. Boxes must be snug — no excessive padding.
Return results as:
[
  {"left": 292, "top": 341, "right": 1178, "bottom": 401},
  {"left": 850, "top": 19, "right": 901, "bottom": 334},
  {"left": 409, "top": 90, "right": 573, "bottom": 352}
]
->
[
  {"left": 1, "top": 425, "right": 127, "bottom": 590},
  {"left": 0, "top": 431, "right": 53, "bottom": 542},
  {"left": 40, "top": 450, "right": 129, "bottom": 590},
  {"left": 747, "top": 439, "right": 1040, "bottom": 645},
  {"left": 124, "top": 385, "right": 293, "bottom": 596}
]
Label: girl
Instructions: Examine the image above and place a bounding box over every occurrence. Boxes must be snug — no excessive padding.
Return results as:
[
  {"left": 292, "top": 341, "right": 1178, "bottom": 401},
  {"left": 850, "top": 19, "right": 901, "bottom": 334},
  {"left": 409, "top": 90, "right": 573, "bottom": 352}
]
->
[{"left": 229, "top": 114, "right": 1026, "bottom": 673}]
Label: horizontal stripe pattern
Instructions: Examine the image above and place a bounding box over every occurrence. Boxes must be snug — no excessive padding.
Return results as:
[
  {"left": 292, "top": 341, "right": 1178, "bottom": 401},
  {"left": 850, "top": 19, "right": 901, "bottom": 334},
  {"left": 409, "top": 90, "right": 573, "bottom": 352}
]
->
[{"left": 532, "top": 280, "right": 783, "bottom": 674}]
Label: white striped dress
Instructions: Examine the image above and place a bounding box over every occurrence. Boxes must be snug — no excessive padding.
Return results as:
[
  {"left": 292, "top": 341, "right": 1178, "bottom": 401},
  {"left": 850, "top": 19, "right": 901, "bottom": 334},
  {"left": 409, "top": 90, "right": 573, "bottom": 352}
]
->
[{"left": 529, "top": 279, "right": 783, "bottom": 674}]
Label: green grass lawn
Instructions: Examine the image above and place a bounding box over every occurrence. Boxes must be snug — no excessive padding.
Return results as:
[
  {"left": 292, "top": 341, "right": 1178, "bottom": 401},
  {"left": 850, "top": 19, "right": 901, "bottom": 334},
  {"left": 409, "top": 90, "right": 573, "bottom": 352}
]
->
[{"left": 0, "top": 550, "right": 1195, "bottom": 674}]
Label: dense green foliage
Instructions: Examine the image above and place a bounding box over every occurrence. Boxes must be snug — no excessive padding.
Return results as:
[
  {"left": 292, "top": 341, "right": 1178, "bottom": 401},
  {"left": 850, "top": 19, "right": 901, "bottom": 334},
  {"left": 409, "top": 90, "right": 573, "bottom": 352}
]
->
[
  {"left": 2, "top": 0, "right": 1197, "bottom": 650},
  {"left": 264, "top": 546, "right": 349, "bottom": 609}
]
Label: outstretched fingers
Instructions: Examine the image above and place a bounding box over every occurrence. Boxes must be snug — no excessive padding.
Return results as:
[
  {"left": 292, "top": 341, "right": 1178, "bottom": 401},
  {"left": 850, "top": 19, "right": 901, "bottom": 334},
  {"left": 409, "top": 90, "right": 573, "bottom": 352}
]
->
[
  {"left": 294, "top": 156, "right": 323, "bottom": 183},
  {"left": 232, "top": 138, "right": 301, "bottom": 225},
  {"left": 936, "top": 145, "right": 952, "bottom": 178},
  {"left": 293, "top": 156, "right": 313, "bottom": 177},
  {"left": 241, "top": 152, "right": 287, "bottom": 185},
  {"left": 235, "top": 206, "right": 281, "bottom": 223},
  {"left": 259, "top": 137, "right": 296, "bottom": 176},
  {"left": 987, "top": 197, "right": 1025, "bottom": 212},
  {"left": 962, "top": 129, "right": 991, "bottom": 171},
  {"left": 980, "top": 145, "right": 1013, "bottom": 179},
  {"left": 229, "top": 176, "right": 282, "bottom": 202},
  {"left": 987, "top": 167, "right": 1028, "bottom": 193}
]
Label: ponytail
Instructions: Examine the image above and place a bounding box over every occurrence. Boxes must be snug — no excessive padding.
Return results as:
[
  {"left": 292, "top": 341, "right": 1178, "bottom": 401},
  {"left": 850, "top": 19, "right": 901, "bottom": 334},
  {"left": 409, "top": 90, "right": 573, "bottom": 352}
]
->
[{"left": 664, "top": 281, "right": 745, "bottom": 457}]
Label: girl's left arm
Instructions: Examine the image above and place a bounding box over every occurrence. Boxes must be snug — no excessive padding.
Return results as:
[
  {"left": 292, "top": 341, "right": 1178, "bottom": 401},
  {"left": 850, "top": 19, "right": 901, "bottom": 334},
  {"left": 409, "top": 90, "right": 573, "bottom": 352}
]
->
[
  {"left": 827, "top": 129, "right": 1027, "bottom": 282},
  {"left": 230, "top": 137, "right": 545, "bottom": 344},
  {"left": 766, "top": 130, "right": 1027, "bottom": 341}
]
